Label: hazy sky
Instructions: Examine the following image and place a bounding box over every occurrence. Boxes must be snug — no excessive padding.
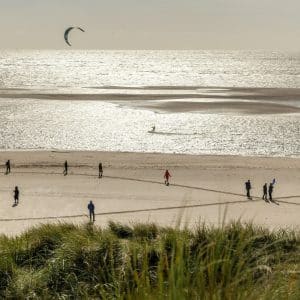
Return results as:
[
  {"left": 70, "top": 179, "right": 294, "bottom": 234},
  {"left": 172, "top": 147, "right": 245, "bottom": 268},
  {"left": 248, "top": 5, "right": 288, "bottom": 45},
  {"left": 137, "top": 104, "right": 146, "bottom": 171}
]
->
[{"left": 0, "top": 0, "right": 299, "bottom": 50}]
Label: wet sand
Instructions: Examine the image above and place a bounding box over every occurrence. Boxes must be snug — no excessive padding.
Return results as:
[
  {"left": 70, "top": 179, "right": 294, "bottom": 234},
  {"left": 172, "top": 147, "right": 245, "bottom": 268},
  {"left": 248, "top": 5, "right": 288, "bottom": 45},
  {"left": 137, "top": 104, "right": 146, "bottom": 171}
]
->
[
  {"left": 126, "top": 100, "right": 300, "bottom": 114},
  {"left": 0, "top": 151, "right": 300, "bottom": 236},
  {"left": 1, "top": 87, "right": 300, "bottom": 114}
]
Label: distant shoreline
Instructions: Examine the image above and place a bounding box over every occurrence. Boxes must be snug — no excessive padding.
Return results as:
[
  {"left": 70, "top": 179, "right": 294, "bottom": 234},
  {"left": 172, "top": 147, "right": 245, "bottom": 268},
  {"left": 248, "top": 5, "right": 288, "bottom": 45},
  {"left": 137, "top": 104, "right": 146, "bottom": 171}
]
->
[
  {"left": 1, "top": 86, "right": 300, "bottom": 114},
  {"left": 0, "top": 149, "right": 299, "bottom": 159}
]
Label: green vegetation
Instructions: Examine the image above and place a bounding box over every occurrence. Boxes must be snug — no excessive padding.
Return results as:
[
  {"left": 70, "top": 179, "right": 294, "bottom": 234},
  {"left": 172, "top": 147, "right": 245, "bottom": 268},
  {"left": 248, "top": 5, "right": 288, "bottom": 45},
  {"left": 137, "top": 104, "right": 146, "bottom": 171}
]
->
[{"left": 0, "top": 221, "right": 299, "bottom": 299}]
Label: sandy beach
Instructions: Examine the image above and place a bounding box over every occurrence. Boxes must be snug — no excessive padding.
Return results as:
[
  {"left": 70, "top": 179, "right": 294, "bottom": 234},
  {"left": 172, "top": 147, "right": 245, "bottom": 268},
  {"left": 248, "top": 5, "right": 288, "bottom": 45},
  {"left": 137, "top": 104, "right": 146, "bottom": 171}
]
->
[{"left": 0, "top": 151, "right": 299, "bottom": 236}]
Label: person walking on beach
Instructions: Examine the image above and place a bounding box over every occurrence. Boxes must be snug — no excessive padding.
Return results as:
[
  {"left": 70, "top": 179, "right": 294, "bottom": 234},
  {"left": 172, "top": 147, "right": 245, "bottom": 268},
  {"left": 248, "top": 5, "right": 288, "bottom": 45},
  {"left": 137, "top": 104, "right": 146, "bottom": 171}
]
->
[
  {"left": 245, "top": 180, "right": 251, "bottom": 199},
  {"left": 14, "top": 186, "right": 19, "bottom": 205},
  {"left": 164, "top": 169, "right": 171, "bottom": 186},
  {"left": 262, "top": 183, "right": 268, "bottom": 201},
  {"left": 268, "top": 182, "right": 274, "bottom": 202},
  {"left": 88, "top": 200, "right": 95, "bottom": 222},
  {"left": 5, "top": 160, "right": 11, "bottom": 174},
  {"left": 98, "top": 163, "right": 103, "bottom": 178},
  {"left": 63, "top": 160, "right": 68, "bottom": 176}
]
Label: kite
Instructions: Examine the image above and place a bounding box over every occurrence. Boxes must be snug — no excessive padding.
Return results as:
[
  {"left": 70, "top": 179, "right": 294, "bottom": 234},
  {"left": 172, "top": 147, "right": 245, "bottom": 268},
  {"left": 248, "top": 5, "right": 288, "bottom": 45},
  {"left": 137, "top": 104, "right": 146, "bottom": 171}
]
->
[{"left": 64, "top": 27, "right": 85, "bottom": 46}]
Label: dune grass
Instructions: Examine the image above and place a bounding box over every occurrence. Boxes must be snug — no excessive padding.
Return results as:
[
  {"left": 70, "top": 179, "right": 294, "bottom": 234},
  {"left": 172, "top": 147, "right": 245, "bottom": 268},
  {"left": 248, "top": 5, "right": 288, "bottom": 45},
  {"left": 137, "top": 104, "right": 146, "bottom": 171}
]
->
[{"left": 0, "top": 221, "right": 299, "bottom": 299}]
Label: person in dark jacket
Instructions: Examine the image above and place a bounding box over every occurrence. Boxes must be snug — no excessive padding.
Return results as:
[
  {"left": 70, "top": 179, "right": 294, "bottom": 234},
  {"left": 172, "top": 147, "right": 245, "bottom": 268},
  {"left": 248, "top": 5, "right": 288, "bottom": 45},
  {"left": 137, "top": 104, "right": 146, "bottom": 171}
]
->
[
  {"left": 98, "top": 163, "right": 103, "bottom": 178},
  {"left": 63, "top": 160, "right": 68, "bottom": 176},
  {"left": 262, "top": 183, "right": 268, "bottom": 201},
  {"left": 245, "top": 180, "right": 251, "bottom": 199},
  {"left": 88, "top": 200, "right": 95, "bottom": 222},
  {"left": 5, "top": 160, "right": 11, "bottom": 174},
  {"left": 268, "top": 183, "right": 274, "bottom": 201},
  {"left": 14, "top": 186, "right": 19, "bottom": 205}
]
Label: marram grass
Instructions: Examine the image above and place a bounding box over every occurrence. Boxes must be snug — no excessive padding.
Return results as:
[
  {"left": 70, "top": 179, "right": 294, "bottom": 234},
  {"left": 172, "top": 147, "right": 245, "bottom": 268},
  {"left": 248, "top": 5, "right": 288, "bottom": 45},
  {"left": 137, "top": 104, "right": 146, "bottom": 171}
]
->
[{"left": 0, "top": 221, "right": 299, "bottom": 299}]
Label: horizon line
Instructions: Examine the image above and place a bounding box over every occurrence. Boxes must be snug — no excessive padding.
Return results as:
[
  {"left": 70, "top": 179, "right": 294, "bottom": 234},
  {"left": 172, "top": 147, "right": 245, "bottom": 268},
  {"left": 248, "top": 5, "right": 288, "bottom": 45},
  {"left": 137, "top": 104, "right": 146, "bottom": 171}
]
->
[{"left": 0, "top": 48, "right": 299, "bottom": 53}]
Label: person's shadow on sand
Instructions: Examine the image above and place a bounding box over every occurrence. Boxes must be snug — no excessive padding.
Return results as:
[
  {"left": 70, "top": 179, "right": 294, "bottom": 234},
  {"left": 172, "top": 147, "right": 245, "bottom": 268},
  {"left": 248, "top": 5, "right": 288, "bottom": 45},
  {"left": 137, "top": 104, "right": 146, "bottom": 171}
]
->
[
  {"left": 263, "top": 198, "right": 279, "bottom": 205},
  {"left": 12, "top": 203, "right": 18, "bottom": 207},
  {"left": 269, "top": 199, "right": 279, "bottom": 206}
]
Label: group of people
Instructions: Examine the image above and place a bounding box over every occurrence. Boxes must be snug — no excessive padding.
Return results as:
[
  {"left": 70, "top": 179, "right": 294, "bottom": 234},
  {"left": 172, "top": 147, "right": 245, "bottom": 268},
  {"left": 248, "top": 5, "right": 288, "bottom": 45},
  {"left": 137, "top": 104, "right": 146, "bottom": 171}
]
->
[
  {"left": 245, "top": 179, "right": 275, "bottom": 201},
  {"left": 4, "top": 160, "right": 104, "bottom": 210},
  {"left": 6, "top": 160, "right": 103, "bottom": 178},
  {"left": 87, "top": 170, "right": 171, "bottom": 223},
  {"left": 5, "top": 160, "right": 19, "bottom": 205},
  {"left": 4, "top": 159, "right": 172, "bottom": 222},
  {"left": 4, "top": 158, "right": 277, "bottom": 224}
]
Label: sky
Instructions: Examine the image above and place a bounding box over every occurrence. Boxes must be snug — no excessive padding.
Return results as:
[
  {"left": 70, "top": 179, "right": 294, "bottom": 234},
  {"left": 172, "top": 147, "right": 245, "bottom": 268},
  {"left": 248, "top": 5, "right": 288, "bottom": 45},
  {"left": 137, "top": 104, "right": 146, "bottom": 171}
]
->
[{"left": 0, "top": 0, "right": 299, "bottom": 50}]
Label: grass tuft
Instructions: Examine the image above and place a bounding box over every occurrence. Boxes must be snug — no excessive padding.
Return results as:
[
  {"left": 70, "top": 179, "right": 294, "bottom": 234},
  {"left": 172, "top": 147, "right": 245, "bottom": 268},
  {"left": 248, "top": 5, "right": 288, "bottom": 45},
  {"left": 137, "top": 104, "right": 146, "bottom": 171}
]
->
[{"left": 0, "top": 221, "right": 299, "bottom": 299}]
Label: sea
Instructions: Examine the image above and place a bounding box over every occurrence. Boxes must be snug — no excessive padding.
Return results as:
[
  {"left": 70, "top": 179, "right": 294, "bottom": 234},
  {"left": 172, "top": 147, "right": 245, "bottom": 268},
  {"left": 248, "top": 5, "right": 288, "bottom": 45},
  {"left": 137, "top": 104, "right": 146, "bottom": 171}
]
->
[{"left": 0, "top": 50, "right": 299, "bottom": 157}]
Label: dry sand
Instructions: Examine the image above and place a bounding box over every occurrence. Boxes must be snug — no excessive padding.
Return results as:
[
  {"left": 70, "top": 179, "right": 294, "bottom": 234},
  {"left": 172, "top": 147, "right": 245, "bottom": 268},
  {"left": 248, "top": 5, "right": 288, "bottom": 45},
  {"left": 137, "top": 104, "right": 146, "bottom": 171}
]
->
[{"left": 0, "top": 151, "right": 299, "bottom": 236}]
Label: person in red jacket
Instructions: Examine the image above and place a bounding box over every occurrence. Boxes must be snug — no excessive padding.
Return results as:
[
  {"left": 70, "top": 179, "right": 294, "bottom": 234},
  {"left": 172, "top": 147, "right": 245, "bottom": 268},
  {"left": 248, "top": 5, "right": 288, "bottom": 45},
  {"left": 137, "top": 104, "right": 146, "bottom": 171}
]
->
[{"left": 164, "top": 169, "right": 171, "bottom": 186}]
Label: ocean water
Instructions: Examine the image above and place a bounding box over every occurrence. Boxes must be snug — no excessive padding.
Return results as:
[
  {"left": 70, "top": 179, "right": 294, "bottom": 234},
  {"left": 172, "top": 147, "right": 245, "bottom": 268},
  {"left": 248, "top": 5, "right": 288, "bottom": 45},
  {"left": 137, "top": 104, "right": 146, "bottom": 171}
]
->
[
  {"left": 0, "top": 50, "right": 299, "bottom": 156},
  {"left": 0, "top": 50, "right": 299, "bottom": 89},
  {"left": 0, "top": 99, "right": 299, "bottom": 157}
]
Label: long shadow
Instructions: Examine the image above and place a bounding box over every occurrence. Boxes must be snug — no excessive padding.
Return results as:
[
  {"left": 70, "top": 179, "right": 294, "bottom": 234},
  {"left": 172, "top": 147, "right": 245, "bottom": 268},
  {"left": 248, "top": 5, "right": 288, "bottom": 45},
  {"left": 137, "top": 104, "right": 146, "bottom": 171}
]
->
[
  {"left": 7, "top": 171, "right": 300, "bottom": 201},
  {"left": 0, "top": 213, "right": 87, "bottom": 222},
  {"left": 0, "top": 199, "right": 259, "bottom": 222},
  {"left": 5, "top": 171, "right": 300, "bottom": 208},
  {"left": 95, "top": 199, "right": 261, "bottom": 217},
  {"left": 276, "top": 200, "right": 300, "bottom": 206},
  {"left": 276, "top": 195, "right": 300, "bottom": 200},
  {"left": 11, "top": 171, "right": 245, "bottom": 198},
  {"left": 1, "top": 194, "right": 300, "bottom": 223},
  {"left": 268, "top": 199, "right": 280, "bottom": 206},
  {"left": 104, "top": 175, "right": 261, "bottom": 199},
  {"left": 13, "top": 171, "right": 95, "bottom": 177},
  {"left": 148, "top": 131, "right": 197, "bottom": 136}
]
